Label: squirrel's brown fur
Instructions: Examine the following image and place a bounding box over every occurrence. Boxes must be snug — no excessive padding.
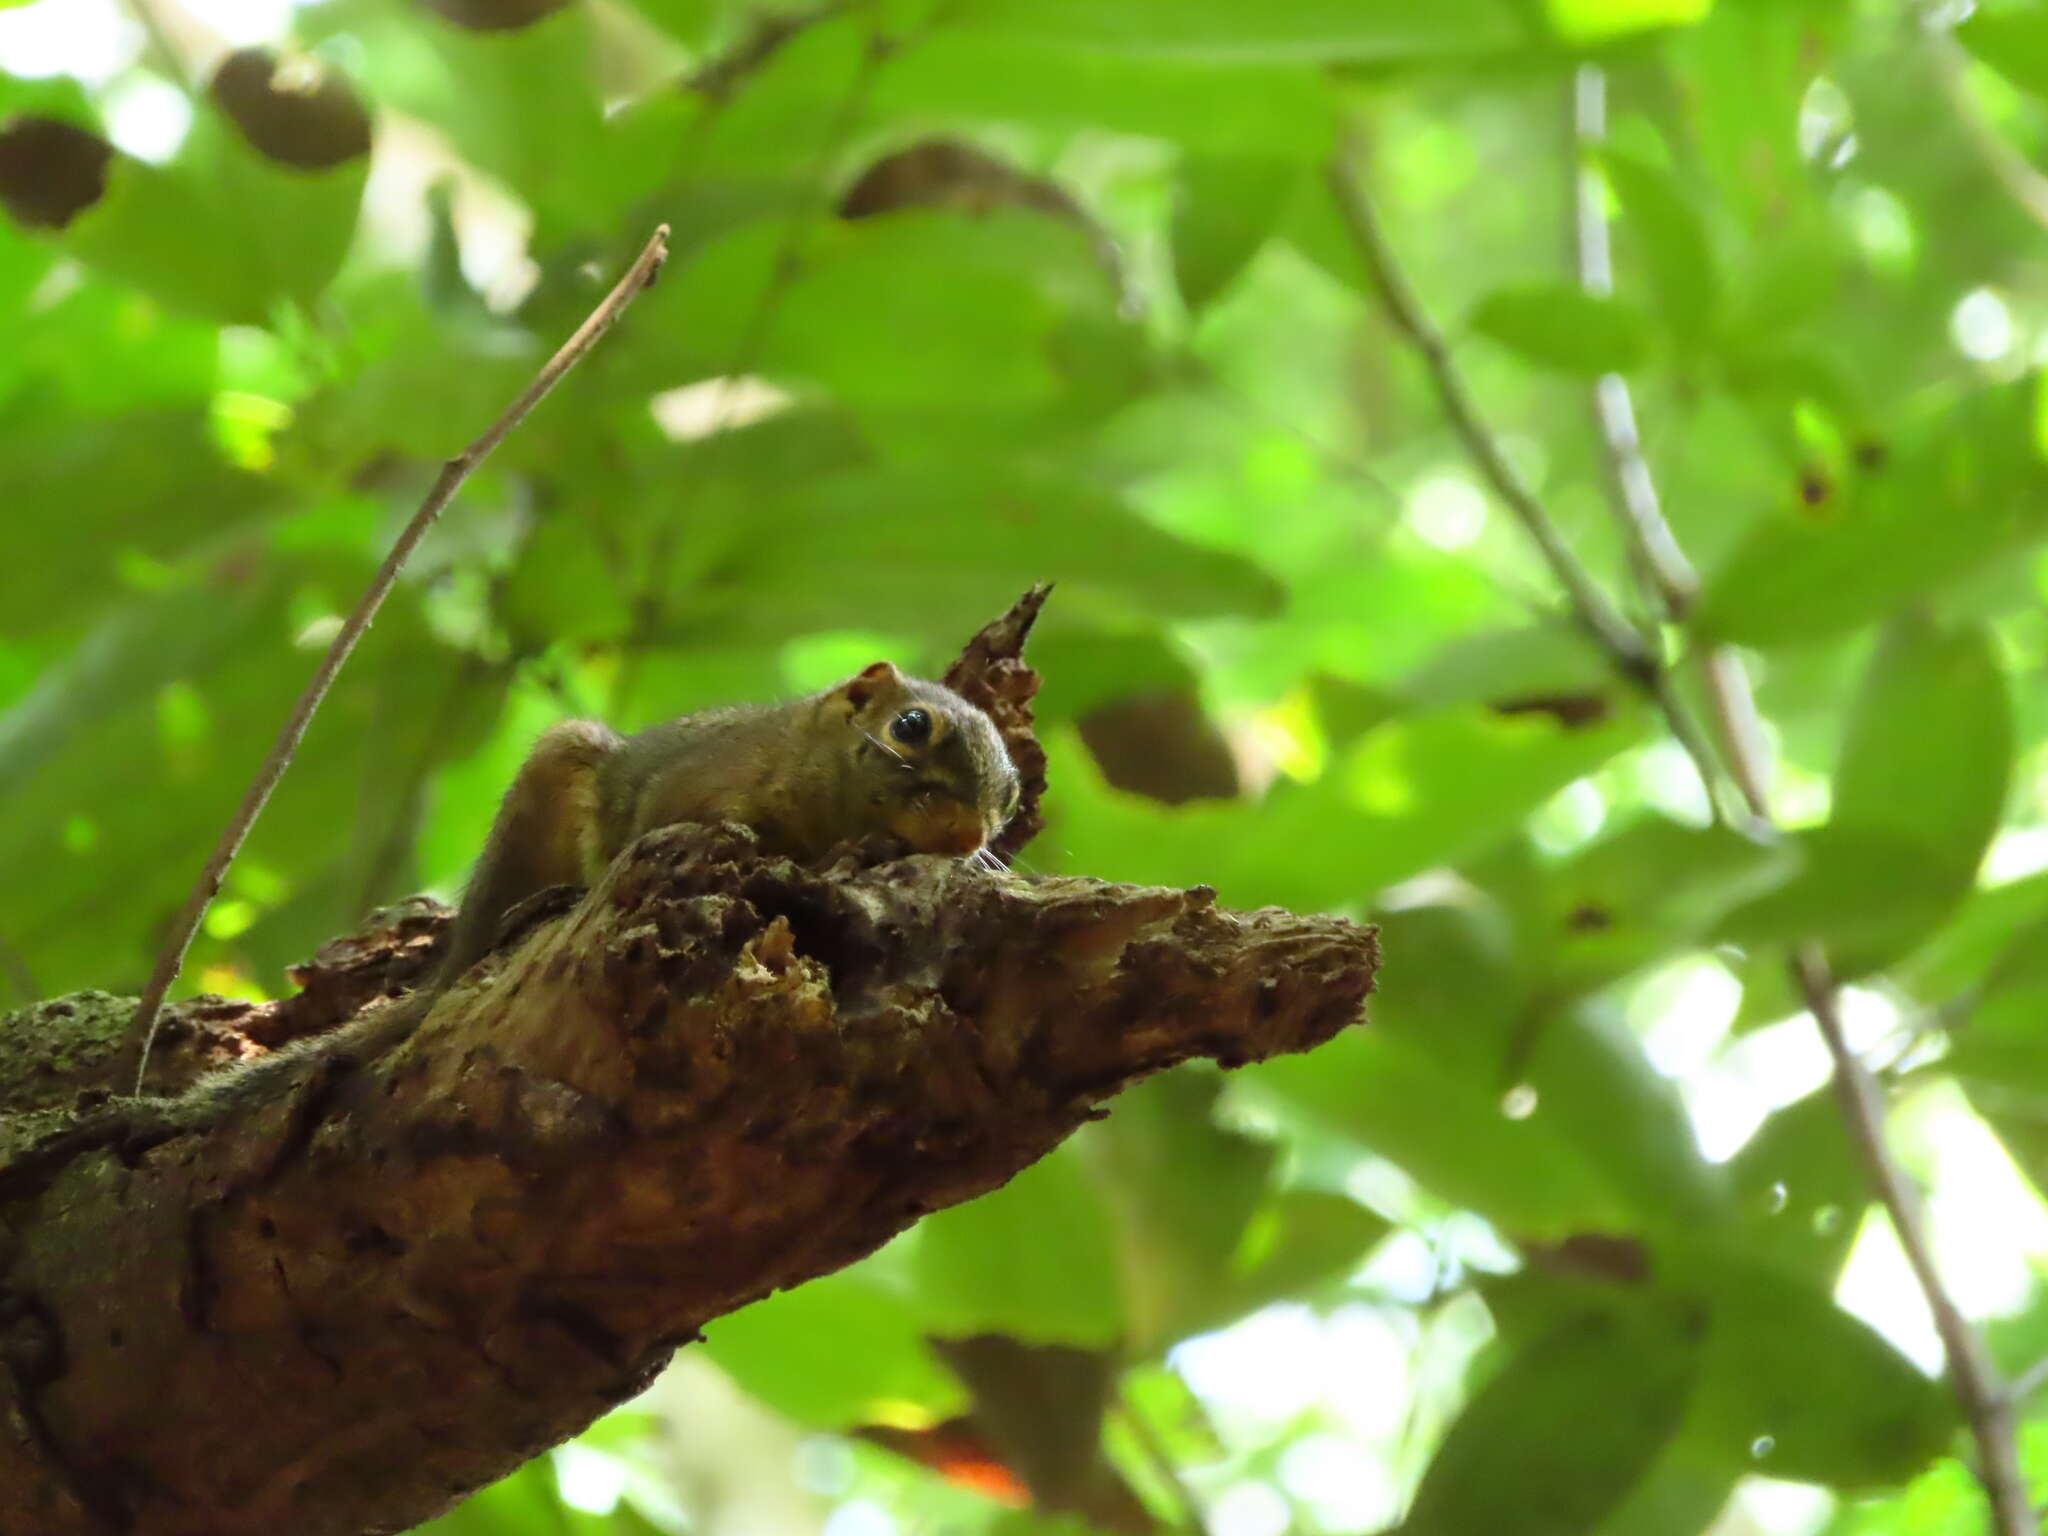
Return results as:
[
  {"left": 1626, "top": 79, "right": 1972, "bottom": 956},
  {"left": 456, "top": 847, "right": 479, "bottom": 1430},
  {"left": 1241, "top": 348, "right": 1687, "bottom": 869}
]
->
[{"left": 438, "top": 662, "right": 1019, "bottom": 985}]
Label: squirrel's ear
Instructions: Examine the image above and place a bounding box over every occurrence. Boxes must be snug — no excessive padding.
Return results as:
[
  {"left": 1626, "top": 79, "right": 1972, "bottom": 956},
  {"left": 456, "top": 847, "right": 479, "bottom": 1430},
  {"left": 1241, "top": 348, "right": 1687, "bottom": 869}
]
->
[{"left": 833, "top": 661, "right": 903, "bottom": 713}]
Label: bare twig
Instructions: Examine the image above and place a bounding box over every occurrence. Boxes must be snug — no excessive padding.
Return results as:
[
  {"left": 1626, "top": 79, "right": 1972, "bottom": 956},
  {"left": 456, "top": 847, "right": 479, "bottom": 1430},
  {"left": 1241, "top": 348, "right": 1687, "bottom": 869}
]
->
[
  {"left": 1565, "top": 68, "right": 1773, "bottom": 837},
  {"left": 121, "top": 225, "right": 672, "bottom": 1093},
  {"left": 1568, "top": 67, "right": 1699, "bottom": 618},
  {"left": 1699, "top": 645, "right": 1773, "bottom": 821},
  {"left": 1794, "top": 946, "right": 2032, "bottom": 1536},
  {"left": 1324, "top": 144, "right": 1731, "bottom": 825},
  {"left": 1566, "top": 70, "right": 2028, "bottom": 1530}
]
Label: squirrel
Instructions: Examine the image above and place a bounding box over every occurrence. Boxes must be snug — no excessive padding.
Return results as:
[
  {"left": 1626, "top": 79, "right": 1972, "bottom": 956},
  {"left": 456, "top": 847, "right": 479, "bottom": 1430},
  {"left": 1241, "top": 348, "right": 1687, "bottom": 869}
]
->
[
  {"left": 435, "top": 660, "right": 1021, "bottom": 986},
  {"left": 116, "top": 660, "right": 1014, "bottom": 1117}
]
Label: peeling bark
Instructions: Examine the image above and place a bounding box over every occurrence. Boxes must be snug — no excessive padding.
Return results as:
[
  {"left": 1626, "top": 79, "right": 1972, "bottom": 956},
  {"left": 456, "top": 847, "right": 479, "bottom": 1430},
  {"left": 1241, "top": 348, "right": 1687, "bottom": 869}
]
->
[{"left": 0, "top": 591, "right": 1377, "bottom": 1534}]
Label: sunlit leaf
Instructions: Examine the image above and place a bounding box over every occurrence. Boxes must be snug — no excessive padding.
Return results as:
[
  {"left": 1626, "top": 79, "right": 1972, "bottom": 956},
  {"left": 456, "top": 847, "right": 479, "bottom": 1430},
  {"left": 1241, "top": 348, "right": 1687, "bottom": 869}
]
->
[
  {"left": 1403, "top": 1298, "right": 1701, "bottom": 1536},
  {"left": 1471, "top": 283, "right": 1651, "bottom": 375}
]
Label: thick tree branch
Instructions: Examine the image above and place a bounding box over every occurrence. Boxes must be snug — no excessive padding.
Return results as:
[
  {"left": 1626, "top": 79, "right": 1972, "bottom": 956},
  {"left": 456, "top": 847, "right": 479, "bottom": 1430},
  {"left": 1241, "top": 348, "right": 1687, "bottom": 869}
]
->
[
  {"left": 121, "top": 225, "right": 672, "bottom": 1091},
  {"left": 4, "top": 590, "right": 1375, "bottom": 1535},
  {"left": 0, "top": 836, "right": 1374, "bottom": 1536},
  {"left": 1567, "top": 72, "right": 2030, "bottom": 1534}
]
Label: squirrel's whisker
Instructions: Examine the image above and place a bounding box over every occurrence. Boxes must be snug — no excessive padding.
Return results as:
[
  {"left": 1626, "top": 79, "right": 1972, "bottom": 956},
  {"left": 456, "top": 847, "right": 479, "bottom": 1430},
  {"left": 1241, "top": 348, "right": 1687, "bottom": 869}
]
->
[{"left": 863, "top": 730, "right": 914, "bottom": 768}]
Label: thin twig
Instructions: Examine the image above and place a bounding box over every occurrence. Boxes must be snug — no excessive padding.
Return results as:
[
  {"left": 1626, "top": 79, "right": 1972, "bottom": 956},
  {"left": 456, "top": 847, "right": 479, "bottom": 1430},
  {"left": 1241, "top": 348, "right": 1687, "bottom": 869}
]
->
[
  {"left": 1325, "top": 151, "right": 1649, "bottom": 671},
  {"left": 1565, "top": 68, "right": 1773, "bottom": 837},
  {"left": 1324, "top": 143, "right": 1732, "bottom": 825},
  {"left": 1568, "top": 67, "right": 1699, "bottom": 618},
  {"left": 121, "top": 225, "right": 671, "bottom": 1093},
  {"left": 1793, "top": 946, "right": 2033, "bottom": 1536},
  {"left": 1566, "top": 70, "right": 2029, "bottom": 1529},
  {"left": 1699, "top": 645, "right": 1773, "bottom": 822}
]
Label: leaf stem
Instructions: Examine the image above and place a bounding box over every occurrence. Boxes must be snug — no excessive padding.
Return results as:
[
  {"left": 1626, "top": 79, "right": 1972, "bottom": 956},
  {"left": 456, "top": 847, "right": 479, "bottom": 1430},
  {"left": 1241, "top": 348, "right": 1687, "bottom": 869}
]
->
[{"left": 120, "top": 225, "right": 671, "bottom": 1093}]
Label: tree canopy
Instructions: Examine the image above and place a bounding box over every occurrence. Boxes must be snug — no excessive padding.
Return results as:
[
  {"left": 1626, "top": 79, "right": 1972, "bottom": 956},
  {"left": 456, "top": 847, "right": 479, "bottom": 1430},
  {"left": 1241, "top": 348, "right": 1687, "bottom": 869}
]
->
[{"left": 4, "top": 0, "right": 2048, "bottom": 1531}]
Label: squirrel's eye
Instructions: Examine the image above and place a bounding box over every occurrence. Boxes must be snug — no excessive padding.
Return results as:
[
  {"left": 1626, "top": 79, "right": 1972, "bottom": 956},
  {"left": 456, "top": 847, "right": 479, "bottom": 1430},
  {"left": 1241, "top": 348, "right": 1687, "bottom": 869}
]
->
[{"left": 890, "top": 708, "right": 932, "bottom": 746}]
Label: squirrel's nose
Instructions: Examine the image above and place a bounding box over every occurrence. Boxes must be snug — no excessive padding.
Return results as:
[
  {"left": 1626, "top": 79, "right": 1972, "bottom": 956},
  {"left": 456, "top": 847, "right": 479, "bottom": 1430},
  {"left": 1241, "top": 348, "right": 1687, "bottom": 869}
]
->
[{"left": 891, "top": 797, "right": 985, "bottom": 857}]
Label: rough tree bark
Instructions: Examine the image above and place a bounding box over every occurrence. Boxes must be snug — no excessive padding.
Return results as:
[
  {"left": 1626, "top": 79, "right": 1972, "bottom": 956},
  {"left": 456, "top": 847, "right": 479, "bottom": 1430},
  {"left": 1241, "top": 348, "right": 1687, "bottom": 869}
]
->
[{"left": 0, "top": 594, "right": 1378, "bottom": 1536}]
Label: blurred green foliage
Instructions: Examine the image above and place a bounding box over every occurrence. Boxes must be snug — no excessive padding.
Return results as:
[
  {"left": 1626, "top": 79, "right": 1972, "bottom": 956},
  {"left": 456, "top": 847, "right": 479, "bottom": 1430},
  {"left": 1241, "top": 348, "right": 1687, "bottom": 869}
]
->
[{"left": 8, "top": 0, "right": 2048, "bottom": 1530}]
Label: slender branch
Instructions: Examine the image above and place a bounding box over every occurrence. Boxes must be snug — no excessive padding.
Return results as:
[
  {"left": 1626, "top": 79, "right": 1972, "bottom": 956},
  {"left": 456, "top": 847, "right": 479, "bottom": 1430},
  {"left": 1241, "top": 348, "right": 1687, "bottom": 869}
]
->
[
  {"left": 1699, "top": 645, "right": 1773, "bottom": 822},
  {"left": 1566, "top": 69, "right": 2028, "bottom": 1529},
  {"left": 1324, "top": 144, "right": 1732, "bottom": 826},
  {"left": 1325, "top": 151, "right": 1649, "bottom": 671},
  {"left": 121, "top": 224, "right": 671, "bottom": 1092},
  {"left": 1793, "top": 946, "right": 2033, "bottom": 1536},
  {"left": 1568, "top": 67, "right": 1700, "bottom": 618},
  {"left": 1565, "top": 69, "right": 1773, "bottom": 836}
]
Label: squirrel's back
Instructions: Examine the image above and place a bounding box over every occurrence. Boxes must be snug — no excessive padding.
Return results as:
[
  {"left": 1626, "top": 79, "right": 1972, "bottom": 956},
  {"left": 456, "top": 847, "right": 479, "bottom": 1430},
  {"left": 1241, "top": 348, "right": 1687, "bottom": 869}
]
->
[{"left": 435, "top": 661, "right": 1017, "bottom": 987}]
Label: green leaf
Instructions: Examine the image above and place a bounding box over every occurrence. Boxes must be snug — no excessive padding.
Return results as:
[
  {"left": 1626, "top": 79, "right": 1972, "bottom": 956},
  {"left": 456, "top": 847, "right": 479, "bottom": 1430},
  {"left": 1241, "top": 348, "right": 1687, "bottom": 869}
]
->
[
  {"left": 702, "top": 1270, "right": 967, "bottom": 1428},
  {"left": 1896, "top": 869, "right": 2048, "bottom": 1005},
  {"left": 1716, "top": 826, "right": 1963, "bottom": 973},
  {"left": 1598, "top": 147, "right": 1719, "bottom": 351},
  {"left": 1084, "top": 1072, "right": 1273, "bottom": 1351},
  {"left": 1833, "top": 615, "right": 2011, "bottom": 885},
  {"left": 1959, "top": 7, "right": 2048, "bottom": 99},
  {"left": 947, "top": 0, "right": 1532, "bottom": 61},
  {"left": 1725, "top": 1088, "right": 1865, "bottom": 1280},
  {"left": 1245, "top": 1028, "right": 1631, "bottom": 1239},
  {"left": 61, "top": 112, "right": 365, "bottom": 325},
  {"left": 1945, "top": 925, "right": 2048, "bottom": 1202},
  {"left": 1470, "top": 283, "right": 1651, "bottom": 375},
  {"left": 907, "top": 1145, "right": 1126, "bottom": 1346},
  {"left": 1403, "top": 1299, "right": 1700, "bottom": 1536},
  {"left": 1675, "top": 1247, "right": 1957, "bottom": 1488},
  {"left": 0, "top": 407, "right": 276, "bottom": 640},
  {"left": 1048, "top": 700, "right": 1645, "bottom": 912},
  {"left": 1694, "top": 385, "right": 2048, "bottom": 647},
  {"left": 879, "top": 40, "right": 1335, "bottom": 156},
  {"left": 1718, "top": 619, "right": 2011, "bottom": 971},
  {"left": 1540, "top": 817, "right": 1794, "bottom": 997},
  {"left": 1173, "top": 156, "right": 1298, "bottom": 313},
  {"left": 702, "top": 456, "right": 1283, "bottom": 644},
  {"left": 1397, "top": 623, "right": 1610, "bottom": 710},
  {"left": 300, "top": 0, "right": 682, "bottom": 232},
  {"left": 1548, "top": 0, "right": 1711, "bottom": 42}
]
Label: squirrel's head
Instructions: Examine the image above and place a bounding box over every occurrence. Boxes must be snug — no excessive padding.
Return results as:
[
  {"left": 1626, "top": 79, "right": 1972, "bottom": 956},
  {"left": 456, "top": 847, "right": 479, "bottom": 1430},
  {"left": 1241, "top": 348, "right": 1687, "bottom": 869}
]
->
[{"left": 823, "top": 661, "right": 1021, "bottom": 857}]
